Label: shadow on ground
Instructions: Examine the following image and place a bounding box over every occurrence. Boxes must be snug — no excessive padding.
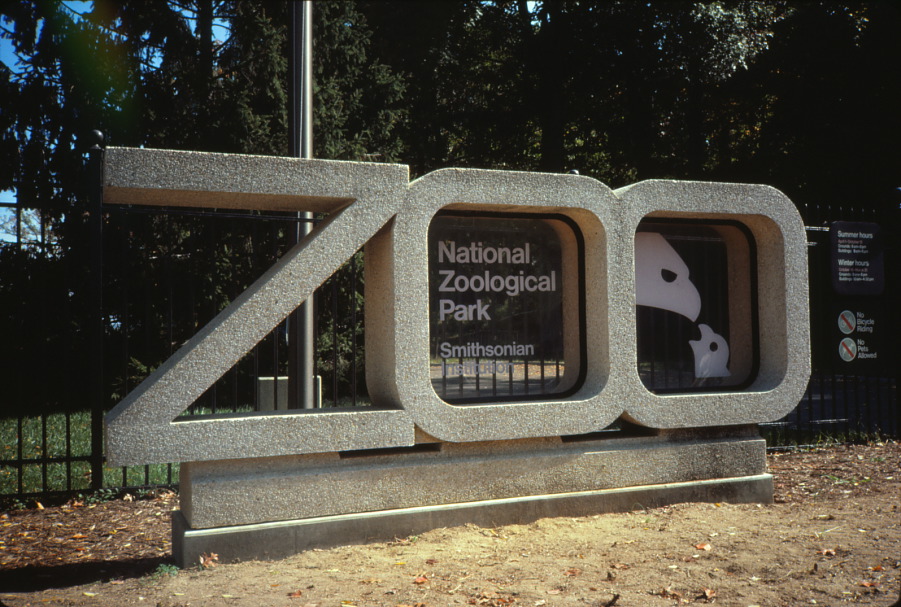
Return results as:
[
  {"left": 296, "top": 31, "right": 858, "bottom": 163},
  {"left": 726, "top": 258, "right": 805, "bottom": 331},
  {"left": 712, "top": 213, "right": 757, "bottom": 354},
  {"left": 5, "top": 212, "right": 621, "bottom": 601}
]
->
[{"left": 0, "top": 556, "right": 170, "bottom": 592}]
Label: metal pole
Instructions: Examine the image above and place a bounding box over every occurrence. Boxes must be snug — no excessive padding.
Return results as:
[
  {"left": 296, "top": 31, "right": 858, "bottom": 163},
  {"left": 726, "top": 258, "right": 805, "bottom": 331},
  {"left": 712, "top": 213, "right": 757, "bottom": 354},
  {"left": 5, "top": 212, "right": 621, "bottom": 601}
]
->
[
  {"left": 288, "top": 0, "right": 316, "bottom": 409},
  {"left": 88, "top": 130, "right": 105, "bottom": 489}
]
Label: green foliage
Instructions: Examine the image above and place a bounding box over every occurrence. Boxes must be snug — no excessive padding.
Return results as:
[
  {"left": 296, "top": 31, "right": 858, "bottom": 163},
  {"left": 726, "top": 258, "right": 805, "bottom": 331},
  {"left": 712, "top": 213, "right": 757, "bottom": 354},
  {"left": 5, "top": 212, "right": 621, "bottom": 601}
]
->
[
  {"left": 761, "top": 425, "right": 893, "bottom": 451},
  {"left": 0, "top": 410, "right": 176, "bottom": 496},
  {"left": 81, "top": 487, "right": 118, "bottom": 504},
  {"left": 359, "top": 1, "right": 900, "bottom": 211},
  {"left": 152, "top": 563, "right": 180, "bottom": 579},
  {"left": 3, "top": 1, "right": 899, "bottom": 213},
  {"left": 313, "top": 1, "right": 407, "bottom": 161}
]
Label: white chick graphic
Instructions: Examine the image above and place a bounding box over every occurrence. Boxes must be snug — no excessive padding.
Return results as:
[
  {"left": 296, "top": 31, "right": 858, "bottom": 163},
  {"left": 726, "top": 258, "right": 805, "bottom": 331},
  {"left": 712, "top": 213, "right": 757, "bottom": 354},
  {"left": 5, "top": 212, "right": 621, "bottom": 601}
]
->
[{"left": 689, "top": 324, "right": 731, "bottom": 378}]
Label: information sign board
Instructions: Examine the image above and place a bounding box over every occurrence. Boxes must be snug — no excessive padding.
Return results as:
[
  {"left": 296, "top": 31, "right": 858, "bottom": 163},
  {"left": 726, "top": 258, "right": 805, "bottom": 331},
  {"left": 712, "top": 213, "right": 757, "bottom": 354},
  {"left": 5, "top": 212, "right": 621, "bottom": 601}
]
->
[
  {"left": 830, "top": 221, "right": 884, "bottom": 296},
  {"left": 830, "top": 303, "right": 886, "bottom": 371},
  {"left": 428, "top": 212, "right": 582, "bottom": 403}
]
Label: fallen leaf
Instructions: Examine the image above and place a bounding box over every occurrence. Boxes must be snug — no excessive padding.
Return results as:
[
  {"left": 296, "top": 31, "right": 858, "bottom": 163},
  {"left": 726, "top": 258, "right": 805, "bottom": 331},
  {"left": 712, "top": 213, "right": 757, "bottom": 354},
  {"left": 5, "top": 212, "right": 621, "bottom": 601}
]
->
[
  {"left": 425, "top": 558, "right": 438, "bottom": 565},
  {"left": 610, "top": 563, "right": 631, "bottom": 570},
  {"left": 82, "top": 592, "right": 97, "bottom": 597},
  {"left": 288, "top": 589, "right": 304, "bottom": 598},
  {"left": 413, "top": 575, "right": 428, "bottom": 585},
  {"left": 71, "top": 534, "right": 88, "bottom": 540},
  {"left": 694, "top": 542, "right": 712, "bottom": 551},
  {"left": 860, "top": 581, "right": 879, "bottom": 588},
  {"left": 563, "top": 567, "right": 582, "bottom": 577},
  {"left": 199, "top": 552, "right": 219, "bottom": 568},
  {"left": 869, "top": 565, "right": 884, "bottom": 572},
  {"left": 35, "top": 502, "right": 44, "bottom": 510},
  {"left": 659, "top": 586, "right": 682, "bottom": 599},
  {"left": 699, "top": 587, "right": 717, "bottom": 601}
]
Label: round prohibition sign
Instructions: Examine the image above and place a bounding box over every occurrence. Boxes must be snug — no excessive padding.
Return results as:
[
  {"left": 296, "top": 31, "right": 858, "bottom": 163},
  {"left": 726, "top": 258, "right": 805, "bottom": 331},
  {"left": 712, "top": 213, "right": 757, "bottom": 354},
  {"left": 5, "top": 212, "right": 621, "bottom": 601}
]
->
[
  {"left": 839, "top": 337, "right": 858, "bottom": 362},
  {"left": 838, "top": 310, "right": 856, "bottom": 335}
]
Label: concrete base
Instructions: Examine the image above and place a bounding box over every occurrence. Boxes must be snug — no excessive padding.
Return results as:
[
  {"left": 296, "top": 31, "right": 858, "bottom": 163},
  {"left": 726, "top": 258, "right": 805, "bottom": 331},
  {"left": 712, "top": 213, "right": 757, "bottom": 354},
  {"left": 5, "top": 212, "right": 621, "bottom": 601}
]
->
[
  {"left": 172, "top": 428, "right": 774, "bottom": 566},
  {"left": 173, "top": 473, "right": 772, "bottom": 566}
]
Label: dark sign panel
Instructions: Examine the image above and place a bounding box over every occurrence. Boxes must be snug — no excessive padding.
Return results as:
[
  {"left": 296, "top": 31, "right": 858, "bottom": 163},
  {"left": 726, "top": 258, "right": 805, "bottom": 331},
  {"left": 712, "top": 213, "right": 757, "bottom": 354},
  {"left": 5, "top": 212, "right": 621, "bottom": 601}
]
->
[
  {"left": 428, "top": 212, "right": 581, "bottom": 403},
  {"left": 635, "top": 221, "right": 758, "bottom": 393},
  {"left": 830, "top": 221, "right": 884, "bottom": 296}
]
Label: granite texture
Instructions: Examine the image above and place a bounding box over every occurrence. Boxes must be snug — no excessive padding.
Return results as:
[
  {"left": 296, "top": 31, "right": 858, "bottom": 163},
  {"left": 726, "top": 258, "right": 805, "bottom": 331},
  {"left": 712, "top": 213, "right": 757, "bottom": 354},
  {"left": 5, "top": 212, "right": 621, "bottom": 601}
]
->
[
  {"left": 103, "top": 147, "right": 810, "bottom": 467},
  {"left": 103, "top": 148, "right": 414, "bottom": 467},
  {"left": 103, "top": 147, "right": 402, "bottom": 211},
  {"left": 180, "top": 431, "right": 768, "bottom": 529}
]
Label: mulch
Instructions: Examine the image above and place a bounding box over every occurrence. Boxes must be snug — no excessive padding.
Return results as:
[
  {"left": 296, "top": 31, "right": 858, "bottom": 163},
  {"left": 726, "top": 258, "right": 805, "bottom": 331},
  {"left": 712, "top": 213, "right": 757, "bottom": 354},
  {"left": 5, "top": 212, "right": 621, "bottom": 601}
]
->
[
  {"left": 0, "top": 490, "right": 175, "bottom": 591},
  {"left": 1, "top": 442, "right": 898, "bottom": 592},
  {"left": 769, "top": 441, "right": 900, "bottom": 504}
]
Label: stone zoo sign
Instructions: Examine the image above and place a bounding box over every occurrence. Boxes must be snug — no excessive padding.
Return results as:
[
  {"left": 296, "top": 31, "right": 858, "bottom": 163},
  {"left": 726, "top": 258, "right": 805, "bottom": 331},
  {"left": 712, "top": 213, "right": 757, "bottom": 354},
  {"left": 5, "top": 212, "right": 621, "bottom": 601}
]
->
[{"left": 102, "top": 148, "right": 810, "bottom": 565}]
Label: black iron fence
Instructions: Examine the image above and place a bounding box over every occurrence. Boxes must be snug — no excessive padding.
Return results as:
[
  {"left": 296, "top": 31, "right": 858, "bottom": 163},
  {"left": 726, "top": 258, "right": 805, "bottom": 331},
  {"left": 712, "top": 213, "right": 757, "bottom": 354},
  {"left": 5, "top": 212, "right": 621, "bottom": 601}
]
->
[
  {"left": 0, "top": 149, "right": 897, "bottom": 502},
  {"left": 760, "top": 201, "right": 899, "bottom": 444},
  {"left": 1, "top": 147, "right": 367, "bottom": 502}
]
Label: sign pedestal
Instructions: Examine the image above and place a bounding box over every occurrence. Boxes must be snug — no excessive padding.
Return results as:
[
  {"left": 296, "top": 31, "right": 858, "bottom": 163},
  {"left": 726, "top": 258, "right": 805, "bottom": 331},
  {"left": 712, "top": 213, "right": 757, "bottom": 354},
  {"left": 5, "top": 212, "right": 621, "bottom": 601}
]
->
[{"left": 173, "top": 428, "right": 771, "bottom": 566}]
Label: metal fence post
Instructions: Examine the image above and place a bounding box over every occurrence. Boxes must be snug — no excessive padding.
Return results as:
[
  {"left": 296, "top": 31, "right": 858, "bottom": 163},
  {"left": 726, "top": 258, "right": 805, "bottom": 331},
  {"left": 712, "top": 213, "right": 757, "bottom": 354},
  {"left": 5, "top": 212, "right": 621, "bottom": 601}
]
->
[{"left": 88, "top": 130, "right": 105, "bottom": 491}]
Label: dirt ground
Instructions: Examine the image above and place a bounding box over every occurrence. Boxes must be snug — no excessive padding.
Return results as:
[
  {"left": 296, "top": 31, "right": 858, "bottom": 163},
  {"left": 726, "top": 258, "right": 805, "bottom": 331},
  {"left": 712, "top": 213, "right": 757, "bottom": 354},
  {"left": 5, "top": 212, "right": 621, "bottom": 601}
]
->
[{"left": 1, "top": 442, "right": 899, "bottom": 607}]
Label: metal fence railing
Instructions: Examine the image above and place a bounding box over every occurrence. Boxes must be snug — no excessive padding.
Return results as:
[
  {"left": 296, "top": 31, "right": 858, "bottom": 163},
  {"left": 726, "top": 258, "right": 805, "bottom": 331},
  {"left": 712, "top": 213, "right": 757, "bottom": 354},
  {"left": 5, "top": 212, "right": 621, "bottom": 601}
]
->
[
  {"left": 1, "top": 152, "right": 898, "bottom": 503},
  {"left": 1, "top": 148, "right": 368, "bottom": 503},
  {"left": 760, "top": 202, "right": 899, "bottom": 444}
]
